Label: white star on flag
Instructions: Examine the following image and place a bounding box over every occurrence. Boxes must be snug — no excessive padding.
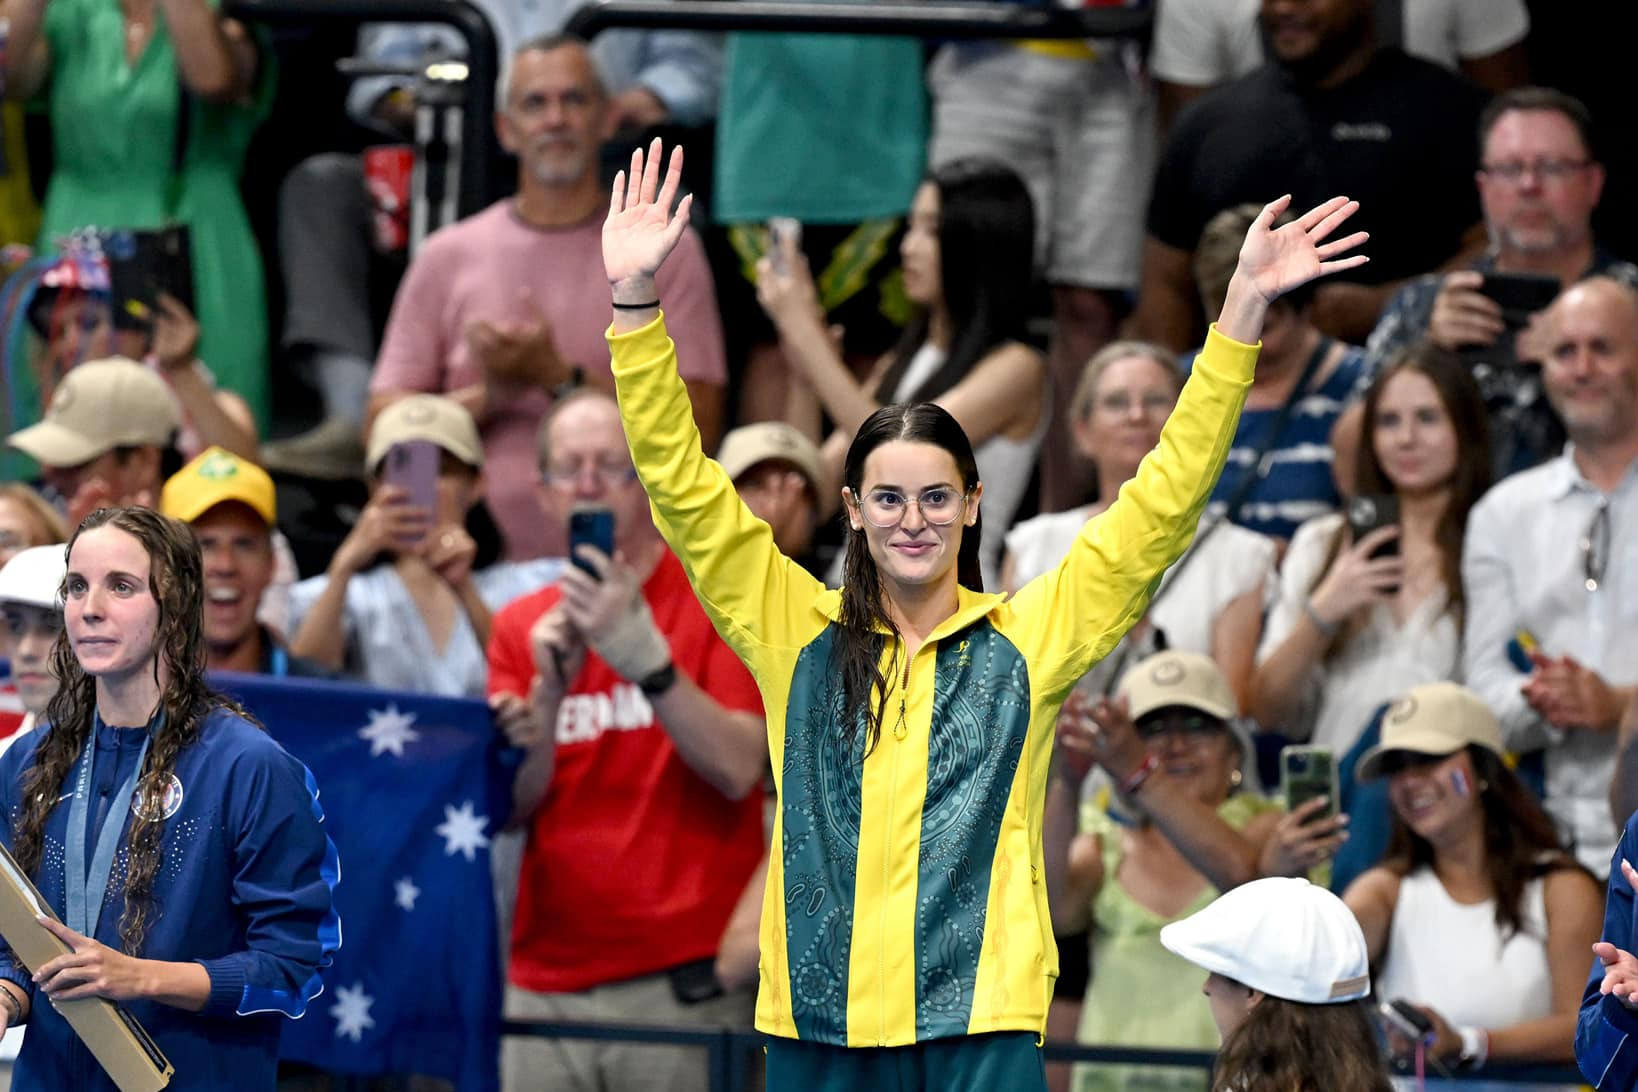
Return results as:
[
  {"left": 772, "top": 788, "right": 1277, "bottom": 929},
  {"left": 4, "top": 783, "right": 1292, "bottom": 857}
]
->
[
  {"left": 359, "top": 703, "right": 420, "bottom": 757},
  {"left": 332, "top": 982, "right": 376, "bottom": 1042},
  {"left": 435, "top": 800, "right": 491, "bottom": 862},
  {"left": 394, "top": 876, "right": 421, "bottom": 912}
]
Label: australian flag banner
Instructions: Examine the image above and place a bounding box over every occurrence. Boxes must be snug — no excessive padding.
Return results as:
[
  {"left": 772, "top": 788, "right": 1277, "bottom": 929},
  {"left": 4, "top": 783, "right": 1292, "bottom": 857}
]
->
[{"left": 215, "top": 672, "right": 509, "bottom": 1091}]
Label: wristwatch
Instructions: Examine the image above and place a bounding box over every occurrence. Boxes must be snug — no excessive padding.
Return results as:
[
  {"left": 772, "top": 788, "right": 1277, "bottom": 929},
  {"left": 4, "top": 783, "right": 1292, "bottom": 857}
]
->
[
  {"left": 637, "top": 661, "right": 678, "bottom": 697},
  {"left": 1456, "top": 1025, "right": 1488, "bottom": 1071}
]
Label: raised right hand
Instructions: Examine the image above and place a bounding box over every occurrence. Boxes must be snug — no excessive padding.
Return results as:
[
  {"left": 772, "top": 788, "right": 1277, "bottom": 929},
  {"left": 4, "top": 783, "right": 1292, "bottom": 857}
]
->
[
  {"left": 1427, "top": 271, "right": 1504, "bottom": 351},
  {"left": 1307, "top": 524, "right": 1402, "bottom": 631},
  {"left": 602, "top": 137, "right": 692, "bottom": 290}
]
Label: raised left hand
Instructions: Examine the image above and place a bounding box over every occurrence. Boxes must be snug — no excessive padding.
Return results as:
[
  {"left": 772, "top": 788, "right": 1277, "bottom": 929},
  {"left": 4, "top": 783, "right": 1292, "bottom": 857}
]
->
[
  {"left": 34, "top": 916, "right": 148, "bottom": 1002},
  {"left": 1235, "top": 195, "right": 1370, "bottom": 306},
  {"left": 602, "top": 138, "right": 692, "bottom": 290}
]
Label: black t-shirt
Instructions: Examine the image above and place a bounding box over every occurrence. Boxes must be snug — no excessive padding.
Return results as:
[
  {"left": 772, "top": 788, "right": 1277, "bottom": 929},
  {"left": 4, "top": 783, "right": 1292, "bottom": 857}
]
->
[{"left": 1148, "top": 48, "right": 1488, "bottom": 284}]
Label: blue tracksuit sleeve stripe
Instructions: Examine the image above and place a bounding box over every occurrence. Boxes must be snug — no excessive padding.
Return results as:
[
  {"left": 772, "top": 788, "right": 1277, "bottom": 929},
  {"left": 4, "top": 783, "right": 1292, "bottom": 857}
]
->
[
  {"left": 198, "top": 748, "right": 341, "bottom": 1020},
  {"left": 1578, "top": 814, "right": 1638, "bottom": 1088}
]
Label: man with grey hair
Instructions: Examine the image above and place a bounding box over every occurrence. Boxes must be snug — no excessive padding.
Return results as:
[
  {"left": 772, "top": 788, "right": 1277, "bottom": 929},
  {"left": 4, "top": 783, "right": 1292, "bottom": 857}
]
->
[
  {"left": 270, "top": 16, "right": 721, "bottom": 473},
  {"left": 365, "top": 36, "right": 727, "bottom": 562},
  {"left": 1464, "top": 276, "right": 1638, "bottom": 877}
]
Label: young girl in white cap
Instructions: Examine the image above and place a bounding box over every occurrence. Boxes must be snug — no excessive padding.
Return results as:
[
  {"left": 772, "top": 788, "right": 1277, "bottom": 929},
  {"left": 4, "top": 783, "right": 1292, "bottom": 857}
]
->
[{"left": 1161, "top": 875, "right": 1391, "bottom": 1092}]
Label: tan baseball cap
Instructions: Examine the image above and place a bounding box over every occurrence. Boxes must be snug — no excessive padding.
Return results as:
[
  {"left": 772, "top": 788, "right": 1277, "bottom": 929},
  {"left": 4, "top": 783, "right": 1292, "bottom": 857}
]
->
[
  {"left": 160, "top": 446, "right": 276, "bottom": 527},
  {"left": 716, "top": 422, "right": 823, "bottom": 496},
  {"left": 8, "top": 358, "right": 179, "bottom": 467},
  {"left": 1118, "top": 650, "right": 1237, "bottom": 722},
  {"left": 1354, "top": 681, "right": 1504, "bottom": 782},
  {"left": 366, "top": 394, "right": 483, "bottom": 473}
]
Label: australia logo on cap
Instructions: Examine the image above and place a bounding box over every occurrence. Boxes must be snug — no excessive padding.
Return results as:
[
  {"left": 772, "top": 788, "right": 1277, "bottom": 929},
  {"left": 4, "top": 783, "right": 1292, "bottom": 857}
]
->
[
  {"left": 1386, "top": 695, "right": 1419, "bottom": 726},
  {"left": 132, "top": 772, "right": 184, "bottom": 822},
  {"left": 403, "top": 402, "right": 438, "bottom": 425},
  {"left": 196, "top": 451, "right": 240, "bottom": 480},
  {"left": 1151, "top": 660, "right": 1186, "bottom": 687}
]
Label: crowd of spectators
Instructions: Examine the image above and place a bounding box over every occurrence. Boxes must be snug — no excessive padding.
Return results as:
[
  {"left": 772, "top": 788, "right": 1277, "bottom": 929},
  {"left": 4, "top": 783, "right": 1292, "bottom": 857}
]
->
[{"left": 3, "top": 0, "right": 1638, "bottom": 1089}]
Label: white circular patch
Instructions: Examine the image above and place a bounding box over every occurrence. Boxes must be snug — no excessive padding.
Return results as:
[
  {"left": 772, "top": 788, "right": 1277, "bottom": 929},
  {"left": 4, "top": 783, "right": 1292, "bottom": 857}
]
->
[{"left": 132, "top": 773, "right": 184, "bottom": 822}]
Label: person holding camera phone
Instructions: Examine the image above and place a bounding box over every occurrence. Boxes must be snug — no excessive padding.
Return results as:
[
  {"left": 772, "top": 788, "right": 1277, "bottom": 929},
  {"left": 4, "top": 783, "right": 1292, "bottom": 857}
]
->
[
  {"left": 485, "top": 388, "right": 768, "bottom": 1092},
  {"left": 1359, "top": 87, "right": 1638, "bottom": 479},
  {"left": 289, "top": 394, "right": 558, "bottom": 698},
  {"left": 1344, "top": 682, "right": 1601, "bottom": 1078},
  {"left": 1250, "top": 346, "right": 1492, "bottom": 763},
  {"left": 600, "top": 137, "right": 1365, "bottom": 1088},
  {"left": 0, "top": 0, "right": 277, "bottom": 431},
  {"left": 1044, "top": 650, "right": 1347, "bottom": 1092}
]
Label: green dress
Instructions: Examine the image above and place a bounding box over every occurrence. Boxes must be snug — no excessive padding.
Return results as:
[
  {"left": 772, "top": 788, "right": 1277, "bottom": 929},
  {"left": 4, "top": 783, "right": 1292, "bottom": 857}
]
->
[
  {"left": 38, "top": 0, "right": 273, "bottom": 428},
  {"left": 1072, "top": 793, "right": 1281, "bottom": 1092}
]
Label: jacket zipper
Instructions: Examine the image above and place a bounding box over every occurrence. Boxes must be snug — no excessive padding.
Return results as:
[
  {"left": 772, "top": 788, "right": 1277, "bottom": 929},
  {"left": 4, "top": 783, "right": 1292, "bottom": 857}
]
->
[{"left": 879, "top": 643, "right": 913, "bottom": 1044}]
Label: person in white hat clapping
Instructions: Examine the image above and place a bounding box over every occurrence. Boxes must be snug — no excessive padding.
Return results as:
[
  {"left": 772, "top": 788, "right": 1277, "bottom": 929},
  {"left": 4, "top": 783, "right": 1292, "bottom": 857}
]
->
[{"left": 1161, "top": 876, "right": 1390, "bottom": 1092}]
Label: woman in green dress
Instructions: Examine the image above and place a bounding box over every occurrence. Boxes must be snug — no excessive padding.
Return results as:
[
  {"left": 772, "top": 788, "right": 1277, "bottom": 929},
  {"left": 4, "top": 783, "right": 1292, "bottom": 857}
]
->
[{"left": 1, "top": 0, "right": 272, "bottom": 429}]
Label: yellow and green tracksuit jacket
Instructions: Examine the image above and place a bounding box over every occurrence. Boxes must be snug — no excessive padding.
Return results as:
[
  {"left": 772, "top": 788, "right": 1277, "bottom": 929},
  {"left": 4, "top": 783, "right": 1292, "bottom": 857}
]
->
[{"left": 608, "top": 315, "right": 1257, "bottom": 1048}]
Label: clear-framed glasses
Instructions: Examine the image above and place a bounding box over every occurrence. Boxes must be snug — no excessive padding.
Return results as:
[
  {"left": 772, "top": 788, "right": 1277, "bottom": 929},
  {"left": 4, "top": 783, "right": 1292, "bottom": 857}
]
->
[
  {"left": 1479, "top": 158, "right": 1591, "bottom": 184},
  {"left": 541, "top": 458, "right": 639, "bottom": 490},
  {"left": 1582, "top": 497, "right": 1611, "bottom": 592},
  {"left": 1095, "top": 391, "right": 1175, "bottom": 418},
  {"left": 853, "top": 486, "right": 969, "bottom": 529}
]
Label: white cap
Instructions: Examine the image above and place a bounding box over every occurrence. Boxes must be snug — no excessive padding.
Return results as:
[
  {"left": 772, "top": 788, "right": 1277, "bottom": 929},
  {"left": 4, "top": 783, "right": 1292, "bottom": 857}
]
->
[
  {"left": 1159, "top": 877, "right": 1370, "bottom": 1004},
  {"left": 0, "top": 545, "right": 66, "bottom": 611}
]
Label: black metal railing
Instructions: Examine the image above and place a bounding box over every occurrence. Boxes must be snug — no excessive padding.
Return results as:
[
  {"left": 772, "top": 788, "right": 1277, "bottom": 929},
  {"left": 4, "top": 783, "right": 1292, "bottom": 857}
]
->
[
  {"left": 222, "top": 0, "right": 499, "bottom": 216},
  {"left": 563, "top": 0, "right": 1152, "bottom": 42}
]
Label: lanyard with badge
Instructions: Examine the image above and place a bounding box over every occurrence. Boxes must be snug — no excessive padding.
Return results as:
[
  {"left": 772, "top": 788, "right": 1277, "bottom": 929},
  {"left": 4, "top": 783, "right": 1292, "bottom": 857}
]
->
[{"left": 64, "top": 711, "right": 155, "bottom": 938}]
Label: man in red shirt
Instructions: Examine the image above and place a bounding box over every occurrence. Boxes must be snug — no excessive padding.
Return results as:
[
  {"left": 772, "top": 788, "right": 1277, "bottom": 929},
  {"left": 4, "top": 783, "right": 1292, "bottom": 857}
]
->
[{"left": 487, "top": 390, "right": 767, "bottom": 1092}]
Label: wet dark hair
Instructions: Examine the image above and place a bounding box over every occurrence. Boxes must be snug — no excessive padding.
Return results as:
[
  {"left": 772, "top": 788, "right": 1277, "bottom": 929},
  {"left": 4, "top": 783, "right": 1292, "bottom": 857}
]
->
[
  {"left": 1381, "top": 745, "right": 1588, "bottom": 941},
  {"left": 17, "top": 506, "right": 256, "bottom": 955},
  {"left": 873, "top": 159, "right": 1035, "bottom": 405},
  {"left": 835, "top": 403, "right": 982, "bottom": 756}
]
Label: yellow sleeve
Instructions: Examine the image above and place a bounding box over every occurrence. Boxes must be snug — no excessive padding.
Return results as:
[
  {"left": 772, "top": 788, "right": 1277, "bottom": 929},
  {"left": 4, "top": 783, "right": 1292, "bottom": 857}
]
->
[
  {"left": 1008, "top": 325, "right": 1259, "bottom": 698},
  {"left": 607, "top": 314, "right": 827, "bottom": 660}
]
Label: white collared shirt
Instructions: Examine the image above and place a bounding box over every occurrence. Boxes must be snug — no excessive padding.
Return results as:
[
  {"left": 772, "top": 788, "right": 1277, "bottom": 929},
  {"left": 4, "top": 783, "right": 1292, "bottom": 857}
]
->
[{"left": 1462, "top": 446, "right": 1638, "bottom": 875}]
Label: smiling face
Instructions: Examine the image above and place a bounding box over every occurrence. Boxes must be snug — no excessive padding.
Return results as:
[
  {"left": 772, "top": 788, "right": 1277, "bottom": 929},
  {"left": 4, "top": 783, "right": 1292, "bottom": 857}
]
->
[
  {"left": 64, "top": 525, "right": 162, "bottom": 686},
  {"left": 192, "top": 502, "right": 273, "bottom": 661},
  {"left": 844, "top": 440, "right": 979, "bottom": 594},
  {"left": 1136, "top": 707, "right": 1241, "bottom": 806},
  {"left": 1, "top": 602, "right": 60, "bottom": 714},
  {"left": 1370, "top": 369, "right": 1459, "bottom": 497},
  {"left": 1384, "top": 748, "right": 1483, "bottom": 845},
  {"left": 1542, "top": 279, "right": 1638, "bottom": 449}
]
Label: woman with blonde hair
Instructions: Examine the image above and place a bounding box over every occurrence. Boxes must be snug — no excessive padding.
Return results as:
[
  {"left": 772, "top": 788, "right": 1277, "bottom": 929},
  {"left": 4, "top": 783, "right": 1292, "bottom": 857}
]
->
[{"left": 1002, "top": 339, "right": 1273, "bottom": 706}]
